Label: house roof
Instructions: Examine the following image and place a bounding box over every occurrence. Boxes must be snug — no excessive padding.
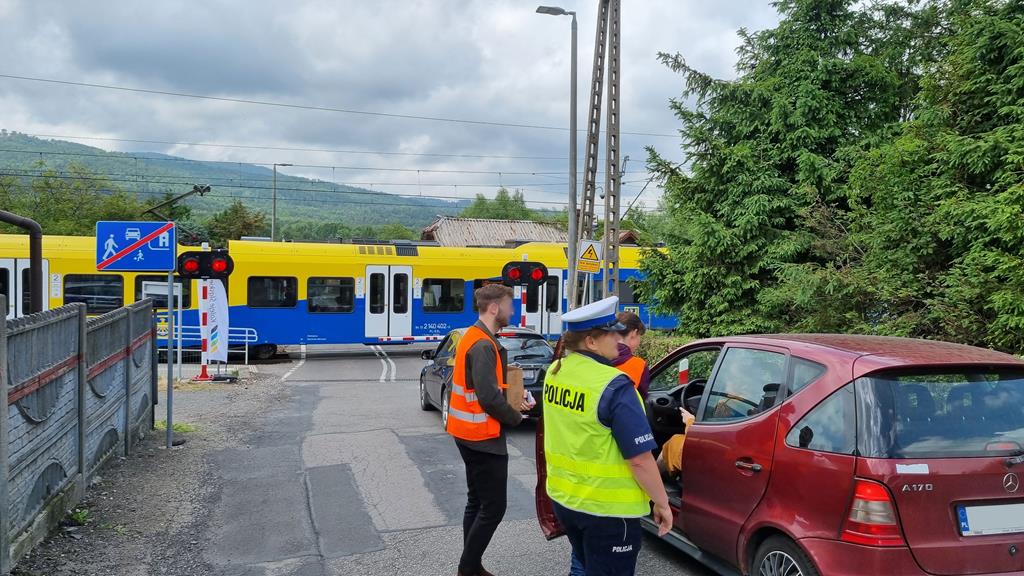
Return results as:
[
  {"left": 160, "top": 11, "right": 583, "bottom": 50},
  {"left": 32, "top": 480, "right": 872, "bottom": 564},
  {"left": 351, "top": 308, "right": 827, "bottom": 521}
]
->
[{"left": 421, "top": 216, "right": 567, "bottom": 247}]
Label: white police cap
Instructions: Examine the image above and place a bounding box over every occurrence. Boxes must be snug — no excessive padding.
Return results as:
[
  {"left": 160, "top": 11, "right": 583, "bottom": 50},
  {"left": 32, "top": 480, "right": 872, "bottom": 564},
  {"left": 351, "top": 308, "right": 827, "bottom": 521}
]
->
[{"left": 562, "top": 296, "right": 626, "bottom": 332}]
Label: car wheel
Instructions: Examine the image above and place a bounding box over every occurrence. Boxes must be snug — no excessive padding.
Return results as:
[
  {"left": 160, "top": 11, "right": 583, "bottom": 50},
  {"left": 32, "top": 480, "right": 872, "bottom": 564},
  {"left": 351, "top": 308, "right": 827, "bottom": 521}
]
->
[
  {"left": 753, "top": 536, "right": 819, "bottom": 576},
  {"left": 441, "top": 386, "right": 451, "bottom": 430},
  {"left": 419, "top": 378, "right": 435, "bottom": 411}
]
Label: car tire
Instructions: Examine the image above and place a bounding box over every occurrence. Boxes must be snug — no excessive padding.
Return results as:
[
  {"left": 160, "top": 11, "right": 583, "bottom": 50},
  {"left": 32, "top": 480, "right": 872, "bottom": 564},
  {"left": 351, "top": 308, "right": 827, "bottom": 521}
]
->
[
  {"left": 752, "top": 536, "right": 819, "bottom": 576},
  {"left": 441, "top": 386, "right": 451, "bottom": 431},
  {"left": 419, "top": 378, "right": 435, "bottom": 411}
]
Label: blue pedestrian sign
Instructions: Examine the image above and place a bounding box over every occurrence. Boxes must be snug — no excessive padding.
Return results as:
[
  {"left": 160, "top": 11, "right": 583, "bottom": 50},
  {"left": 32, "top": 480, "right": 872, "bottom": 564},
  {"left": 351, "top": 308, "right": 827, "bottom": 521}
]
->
[{"left": 96, "top": 221, "right": 177, "bottom": 272}]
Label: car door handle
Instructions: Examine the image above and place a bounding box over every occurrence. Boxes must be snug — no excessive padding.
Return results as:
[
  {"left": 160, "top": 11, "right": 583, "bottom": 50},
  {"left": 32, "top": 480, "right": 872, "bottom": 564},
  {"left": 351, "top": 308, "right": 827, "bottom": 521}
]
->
[{"left": 735, "top": 460, "right": 763, "bottom": 473}]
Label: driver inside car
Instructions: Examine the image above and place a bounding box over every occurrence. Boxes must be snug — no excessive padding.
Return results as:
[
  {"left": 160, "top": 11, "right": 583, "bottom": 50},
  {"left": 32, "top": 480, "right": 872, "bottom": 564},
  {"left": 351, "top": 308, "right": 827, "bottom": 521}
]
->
[{"left": 656, "top": 407, "right": 695, "bottom": 480}]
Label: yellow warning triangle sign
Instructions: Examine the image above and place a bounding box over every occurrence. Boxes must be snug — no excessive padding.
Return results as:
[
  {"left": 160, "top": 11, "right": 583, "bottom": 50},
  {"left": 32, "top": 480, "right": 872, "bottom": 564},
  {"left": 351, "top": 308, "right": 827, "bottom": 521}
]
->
[{"left": 580, "top": 244, "right": 600, "bottom": 261}]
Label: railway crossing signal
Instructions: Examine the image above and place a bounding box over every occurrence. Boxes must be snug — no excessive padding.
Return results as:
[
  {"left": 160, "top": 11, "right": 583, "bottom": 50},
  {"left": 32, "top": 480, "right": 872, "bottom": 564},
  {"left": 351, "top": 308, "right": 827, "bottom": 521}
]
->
[
  {"left": 502, "top": 261, "right": 549, "bottom": 288},
  {"left": 177, "top": 249, "right": 234, "bottom": 280}
]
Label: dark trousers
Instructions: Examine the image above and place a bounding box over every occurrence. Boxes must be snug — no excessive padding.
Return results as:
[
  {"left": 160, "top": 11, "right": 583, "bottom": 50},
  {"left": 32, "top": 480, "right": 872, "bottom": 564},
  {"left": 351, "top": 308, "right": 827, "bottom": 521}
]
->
[
  {"left": 457, "top": 443, "right": 509, "bottom": 574},
  {"left": 553, "top": 501, "right": 643, "bottom": 576}
]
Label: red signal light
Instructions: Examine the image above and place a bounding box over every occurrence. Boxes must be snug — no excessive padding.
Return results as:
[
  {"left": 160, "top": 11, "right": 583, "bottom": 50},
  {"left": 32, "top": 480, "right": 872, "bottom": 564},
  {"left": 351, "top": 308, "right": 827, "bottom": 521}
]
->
[
  {"left": 530, "top": 267, "right": 545, "bottom": 282},
  {"left": 508, "top": 267, "right": 522, "bottom": 281},
  {"left": 211, "top": 258, "right": 228, "bottom": 274},
  {"left": 182, "top": 258, "right": 200, "bottom": 274}
]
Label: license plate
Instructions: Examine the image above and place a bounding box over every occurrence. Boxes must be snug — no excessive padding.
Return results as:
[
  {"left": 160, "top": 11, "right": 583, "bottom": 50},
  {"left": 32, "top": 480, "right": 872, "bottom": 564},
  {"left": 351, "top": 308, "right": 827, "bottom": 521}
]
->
[
  {"left": 958, "top": 503, "right": 1024, "bottom": 536},
  {"left": 521, "top": 369, "right": 537, "bottom": 380}
]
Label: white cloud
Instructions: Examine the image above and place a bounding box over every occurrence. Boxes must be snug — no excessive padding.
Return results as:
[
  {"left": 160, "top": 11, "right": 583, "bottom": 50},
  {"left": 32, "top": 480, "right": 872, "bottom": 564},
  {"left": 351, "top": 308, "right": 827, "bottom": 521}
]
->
[{"left": 0, "top": 0, "right": 780, "bottom": 212}]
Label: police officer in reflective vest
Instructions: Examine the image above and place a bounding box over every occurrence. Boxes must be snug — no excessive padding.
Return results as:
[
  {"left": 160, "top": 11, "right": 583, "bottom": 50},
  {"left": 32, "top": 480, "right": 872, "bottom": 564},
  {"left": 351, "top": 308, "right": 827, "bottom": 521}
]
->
[
  {"left": 448, "top": 283, "right": 535, "bottom": 576},
  {"left": 545, "top": 296, "right": 671, "bottom": 576}
]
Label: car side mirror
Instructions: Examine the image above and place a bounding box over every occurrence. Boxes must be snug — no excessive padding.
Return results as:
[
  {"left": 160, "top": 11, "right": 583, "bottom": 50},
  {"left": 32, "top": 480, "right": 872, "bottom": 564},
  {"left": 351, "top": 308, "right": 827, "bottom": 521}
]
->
[{"left": 421, "top": 349, "right": 435, "bottom": 360}]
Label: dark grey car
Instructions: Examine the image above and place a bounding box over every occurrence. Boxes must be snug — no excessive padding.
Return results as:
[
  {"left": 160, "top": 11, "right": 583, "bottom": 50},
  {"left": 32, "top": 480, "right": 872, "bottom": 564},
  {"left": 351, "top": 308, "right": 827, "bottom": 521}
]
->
[{"left": 419, "top": 327, "right": 554, "bottom": 426}]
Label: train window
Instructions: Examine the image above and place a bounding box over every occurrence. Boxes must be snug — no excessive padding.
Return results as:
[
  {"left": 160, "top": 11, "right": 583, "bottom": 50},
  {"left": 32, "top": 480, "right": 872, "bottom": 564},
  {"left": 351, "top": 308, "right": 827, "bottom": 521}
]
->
[
  {"left": 619, "top": 279, "right": 636, "bottom": 304},
  {"left": 393, "top": 273, "right": 409, "bottom": 314},
  {"left": 526, "top": 285, "right": 540, "bottom": 313},
  {"left": 545, "top": 276, "right": 559, "bottom": 313},
  {"left": 64, "top": 274, "right": 124, "bottom": 314},
  {"left": 369, "top": 273, "right": 386, "bottom": 314},
  {"left": 247, "top": 276, "right": 297, "bottom": 308},
  {"left": 308, "top": 277, "right": 355, "bottom": 313},
  {"left": 134, "top": 275, "right": 192, "bottom": 309},
  {"left": 1, "top": 268, "right": 9, "bottom": 304},
  {"left": 422, "top": 279, "right": 464, "bottom": 313}
]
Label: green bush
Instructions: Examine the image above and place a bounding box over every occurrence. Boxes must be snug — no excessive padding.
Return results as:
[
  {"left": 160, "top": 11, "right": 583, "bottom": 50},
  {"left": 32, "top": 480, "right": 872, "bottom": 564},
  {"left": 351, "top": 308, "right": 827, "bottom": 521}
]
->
[{"left": 637, "top": 332, "right": 693, "bottom": 363}]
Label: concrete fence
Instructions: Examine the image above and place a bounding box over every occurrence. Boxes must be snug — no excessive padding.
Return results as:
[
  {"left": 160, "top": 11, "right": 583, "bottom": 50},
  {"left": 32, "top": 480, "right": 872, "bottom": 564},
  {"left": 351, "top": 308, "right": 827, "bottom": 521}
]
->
[{"left": 1, "top": 297, "right": 156, "bottom": 574}]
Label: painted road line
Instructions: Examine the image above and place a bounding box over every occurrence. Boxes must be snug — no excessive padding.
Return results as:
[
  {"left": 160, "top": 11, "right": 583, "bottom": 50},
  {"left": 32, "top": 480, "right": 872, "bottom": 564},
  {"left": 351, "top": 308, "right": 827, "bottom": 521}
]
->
[
  {"left": 372, "top": 346, "right": 388, "bottom": 383},
  {"left": 282, "top": 344, "right": 307, "bottom": 381},
  {"left": 381, "top": 347, "right": 397, "bottom": 382}
]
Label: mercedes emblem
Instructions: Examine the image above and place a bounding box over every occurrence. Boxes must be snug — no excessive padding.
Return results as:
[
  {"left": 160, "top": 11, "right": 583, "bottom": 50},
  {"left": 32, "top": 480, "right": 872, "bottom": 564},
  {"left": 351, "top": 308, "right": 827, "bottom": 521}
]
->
[{"left": 1004, "top": 473, "right": 1020, "bottom": 493}]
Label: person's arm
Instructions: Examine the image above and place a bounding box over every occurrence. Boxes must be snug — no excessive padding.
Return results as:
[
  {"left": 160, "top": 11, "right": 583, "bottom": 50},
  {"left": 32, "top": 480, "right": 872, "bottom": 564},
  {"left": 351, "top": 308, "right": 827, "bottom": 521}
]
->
[
  {"left": 468, "top": 341, "right": 524, "bottom": 427},
  {"left": 637, "top": 364, "right": 652, "bottom": 399},
  {"left": 628, "top": 452, "right": 672, "bottom": 536},
  {"left": 600, "top": 376, "right": 671, "bottom": 535}
]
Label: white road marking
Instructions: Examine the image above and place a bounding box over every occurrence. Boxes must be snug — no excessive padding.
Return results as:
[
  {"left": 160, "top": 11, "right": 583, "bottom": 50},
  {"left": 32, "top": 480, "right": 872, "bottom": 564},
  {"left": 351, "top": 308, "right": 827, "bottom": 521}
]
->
[
  {"left": 381, "top": 347, "right": 397, "bottom": 382},
  {"left": 282, "top": 344, "right": 307, "bottom": 381},
  {"left": 372, "top": 346, "right": 388, "bottom": 383}
]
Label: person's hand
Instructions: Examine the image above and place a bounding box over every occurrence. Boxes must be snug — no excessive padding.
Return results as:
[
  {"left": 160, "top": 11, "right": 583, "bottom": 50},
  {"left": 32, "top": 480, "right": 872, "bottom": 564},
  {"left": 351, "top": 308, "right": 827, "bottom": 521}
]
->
[
  {"left": 652, "top": 500, "right": 673, "bottom": 536},
  {"left": 519, "top": 390, "right": 537, "bottom": 412},
  {"left": 679, "top": 407, "right": 695, "bottom": 427}
]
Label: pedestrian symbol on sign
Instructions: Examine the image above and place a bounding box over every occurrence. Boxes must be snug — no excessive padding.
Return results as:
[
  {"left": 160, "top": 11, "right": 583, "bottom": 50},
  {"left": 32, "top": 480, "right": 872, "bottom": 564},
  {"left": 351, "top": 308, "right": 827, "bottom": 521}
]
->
[
  {"left": 134, "top": 251, "right": 145, "bottom": 262},
  {"left": 103, "top": 235, "right": 119, "bottom": 260}
]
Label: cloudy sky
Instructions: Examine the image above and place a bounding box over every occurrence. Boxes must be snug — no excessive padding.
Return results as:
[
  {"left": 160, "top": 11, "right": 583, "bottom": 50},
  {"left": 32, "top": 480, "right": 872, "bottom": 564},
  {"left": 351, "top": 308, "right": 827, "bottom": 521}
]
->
[{"left": 0, "top": 0, "right": 780, "bottom": 214}]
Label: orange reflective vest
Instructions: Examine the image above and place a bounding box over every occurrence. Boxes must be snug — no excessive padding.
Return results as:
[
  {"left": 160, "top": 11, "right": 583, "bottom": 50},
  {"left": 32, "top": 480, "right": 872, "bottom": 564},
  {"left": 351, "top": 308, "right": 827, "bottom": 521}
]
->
[
  {"left": 617, "top": 355, "right": 646, "bottom": 390},
  {"left": 447, "top": 326, "right": 507, "bottom": 441}
]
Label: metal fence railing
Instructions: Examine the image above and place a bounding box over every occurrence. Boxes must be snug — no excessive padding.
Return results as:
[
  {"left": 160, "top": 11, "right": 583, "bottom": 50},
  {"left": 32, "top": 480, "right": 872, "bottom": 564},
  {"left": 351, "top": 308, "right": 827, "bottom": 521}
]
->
[{"left": 165, "top": 326, "right": 259, "bottom": 365}]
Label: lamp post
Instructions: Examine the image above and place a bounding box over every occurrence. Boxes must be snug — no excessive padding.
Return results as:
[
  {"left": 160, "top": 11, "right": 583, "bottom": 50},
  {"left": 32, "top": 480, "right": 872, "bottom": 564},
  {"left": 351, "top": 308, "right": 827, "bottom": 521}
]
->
[
  {"left": 272, "top": 163, "right": 292, "bottom": 241},
  {"left": 536, "top": 5, "right": 579, "bottom": 309}
]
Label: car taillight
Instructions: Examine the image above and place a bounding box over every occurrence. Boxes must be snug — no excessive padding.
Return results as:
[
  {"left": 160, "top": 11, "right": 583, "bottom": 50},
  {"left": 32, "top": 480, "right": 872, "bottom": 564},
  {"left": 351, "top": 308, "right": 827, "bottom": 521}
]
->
[{"left": 841, "top": 479, "right": 906, "bottom": 547}]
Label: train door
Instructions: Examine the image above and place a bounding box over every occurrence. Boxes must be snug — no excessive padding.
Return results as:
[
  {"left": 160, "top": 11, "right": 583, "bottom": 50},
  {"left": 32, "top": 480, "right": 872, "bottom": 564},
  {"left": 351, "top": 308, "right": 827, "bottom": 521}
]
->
[
  {"left": 364, "top": 265, "right": 413, "bottom": 340},
  {"left": 523, "top": 268, "right": 563, "bottom": 337},
  {"left": 1, "top": 259, "right": 50, "bottom": 319}
]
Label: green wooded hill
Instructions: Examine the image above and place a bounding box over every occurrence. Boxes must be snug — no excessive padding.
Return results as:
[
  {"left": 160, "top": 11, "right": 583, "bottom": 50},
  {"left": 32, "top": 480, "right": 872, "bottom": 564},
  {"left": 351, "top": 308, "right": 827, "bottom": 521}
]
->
[{"left": 0, "top": 131, "right": 465, "bottom": 230}]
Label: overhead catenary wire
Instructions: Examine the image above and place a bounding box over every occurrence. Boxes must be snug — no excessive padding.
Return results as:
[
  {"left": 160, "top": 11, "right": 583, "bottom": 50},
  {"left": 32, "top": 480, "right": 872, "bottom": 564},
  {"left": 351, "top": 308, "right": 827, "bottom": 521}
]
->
[
  {"left": 1, "top": 170, "right": 665, "bottom": 214},
  {"left": 0, "top": 74, "right": 678, "bottom": 138}
]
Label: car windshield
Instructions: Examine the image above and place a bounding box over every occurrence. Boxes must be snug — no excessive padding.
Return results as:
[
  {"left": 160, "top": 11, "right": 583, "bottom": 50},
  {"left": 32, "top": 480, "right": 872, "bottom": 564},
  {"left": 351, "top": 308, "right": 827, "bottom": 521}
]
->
[
  {"left": 856, "top": 368, "right": 1024, "bottom": 458},
  {"left": 498, "top": 336, "right": 554, "bottom": 363}
]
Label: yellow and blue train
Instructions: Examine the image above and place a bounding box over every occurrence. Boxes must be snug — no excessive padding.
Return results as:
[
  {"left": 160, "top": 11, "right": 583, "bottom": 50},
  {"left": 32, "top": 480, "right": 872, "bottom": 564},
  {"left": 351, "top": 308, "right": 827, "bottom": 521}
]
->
[{"left": 1, "top": 234, "right": 674, "bottom": 357}]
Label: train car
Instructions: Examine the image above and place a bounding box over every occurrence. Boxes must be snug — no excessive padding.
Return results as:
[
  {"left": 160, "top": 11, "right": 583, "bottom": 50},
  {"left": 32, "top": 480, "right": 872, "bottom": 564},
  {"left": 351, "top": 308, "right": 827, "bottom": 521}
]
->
[{"left": 1, "top": 234, "right": 676, "bottom": 357}]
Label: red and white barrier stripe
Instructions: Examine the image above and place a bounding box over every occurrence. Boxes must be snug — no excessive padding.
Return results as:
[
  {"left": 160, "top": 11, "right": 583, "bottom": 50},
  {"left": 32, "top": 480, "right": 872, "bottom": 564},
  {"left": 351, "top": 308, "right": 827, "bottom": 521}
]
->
[{"left": 194, "top": 279, "right": 213, "bottom": 381}]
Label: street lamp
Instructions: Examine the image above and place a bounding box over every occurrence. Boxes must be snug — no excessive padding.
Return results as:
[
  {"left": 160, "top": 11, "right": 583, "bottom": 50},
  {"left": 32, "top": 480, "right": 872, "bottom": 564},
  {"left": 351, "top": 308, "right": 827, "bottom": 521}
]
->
[
  {"left": 536, "top": 5, "right": 579, "bottom": 308},
  {"left": 272, "top": 163, "right": 292, "bottom": 241}
]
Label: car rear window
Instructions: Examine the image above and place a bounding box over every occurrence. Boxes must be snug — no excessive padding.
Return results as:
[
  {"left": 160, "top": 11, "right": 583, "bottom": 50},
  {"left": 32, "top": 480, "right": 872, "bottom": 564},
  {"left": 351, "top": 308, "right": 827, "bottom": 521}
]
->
[
  {"left": 498, "top": 336, "right": 554, "bottom": 363},
  {"left": 856, "top": 369, "right": 1024, "bottom": 459}
]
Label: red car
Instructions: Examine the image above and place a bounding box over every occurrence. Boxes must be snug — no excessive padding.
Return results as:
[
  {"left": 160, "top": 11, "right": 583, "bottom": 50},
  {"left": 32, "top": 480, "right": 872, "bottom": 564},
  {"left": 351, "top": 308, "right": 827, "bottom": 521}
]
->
[{"left": 537, "top": 334, "right": 1024, "bottom": 575}]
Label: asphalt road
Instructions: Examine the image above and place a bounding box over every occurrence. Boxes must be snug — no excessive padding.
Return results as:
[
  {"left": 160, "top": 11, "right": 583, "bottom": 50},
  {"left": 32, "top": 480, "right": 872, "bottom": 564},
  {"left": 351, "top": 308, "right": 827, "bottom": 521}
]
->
[{"left": 202, "top": 345, "right": 717, "bottom": 576}]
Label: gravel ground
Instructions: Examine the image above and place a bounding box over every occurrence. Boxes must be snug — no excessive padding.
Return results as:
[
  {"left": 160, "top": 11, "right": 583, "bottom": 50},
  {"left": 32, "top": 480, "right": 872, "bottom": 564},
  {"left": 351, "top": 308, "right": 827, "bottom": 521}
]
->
[{"left": 12, "top": 371, "right": 280, "bottom": 576}]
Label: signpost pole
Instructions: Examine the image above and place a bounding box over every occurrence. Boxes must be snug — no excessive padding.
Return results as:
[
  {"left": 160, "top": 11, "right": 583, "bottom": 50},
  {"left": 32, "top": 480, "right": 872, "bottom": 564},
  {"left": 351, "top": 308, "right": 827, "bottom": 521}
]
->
[{"left": 166, "top": 271, "right": 175, "bottom": 449}]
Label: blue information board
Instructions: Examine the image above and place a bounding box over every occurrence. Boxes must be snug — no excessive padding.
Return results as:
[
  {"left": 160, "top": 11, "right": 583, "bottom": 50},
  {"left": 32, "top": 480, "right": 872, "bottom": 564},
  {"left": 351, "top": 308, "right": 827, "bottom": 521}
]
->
[{"left": 96, "top": 221, "right": 177, "bottom": 272}]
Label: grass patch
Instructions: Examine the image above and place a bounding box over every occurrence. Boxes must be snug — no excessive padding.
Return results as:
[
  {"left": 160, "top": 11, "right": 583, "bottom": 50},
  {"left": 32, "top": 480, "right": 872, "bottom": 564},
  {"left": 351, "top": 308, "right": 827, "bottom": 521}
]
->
[
  {"left": 67, "top": 506, "right": 91, "bottom": 526},
  {"left": 154, "top": 420, "right": 198, "bottom": 433}
]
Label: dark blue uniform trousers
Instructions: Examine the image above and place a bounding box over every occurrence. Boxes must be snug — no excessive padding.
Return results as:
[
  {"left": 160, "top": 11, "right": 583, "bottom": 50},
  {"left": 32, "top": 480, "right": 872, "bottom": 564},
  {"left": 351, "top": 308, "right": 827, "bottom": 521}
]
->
[{"left": 553, "top": 501, "right": 644, "bottom": 576}]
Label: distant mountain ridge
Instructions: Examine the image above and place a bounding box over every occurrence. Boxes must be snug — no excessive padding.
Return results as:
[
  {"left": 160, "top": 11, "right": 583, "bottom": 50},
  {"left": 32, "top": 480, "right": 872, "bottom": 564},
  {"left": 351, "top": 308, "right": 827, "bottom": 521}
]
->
[{"left": 0, "top": 131, "right": 466, "bottom": 228}]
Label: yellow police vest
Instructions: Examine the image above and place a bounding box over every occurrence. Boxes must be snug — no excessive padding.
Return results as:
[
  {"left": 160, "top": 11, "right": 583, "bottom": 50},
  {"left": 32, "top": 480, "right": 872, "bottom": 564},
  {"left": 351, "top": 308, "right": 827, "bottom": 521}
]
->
[{"left": 543, "top": 352, "right": 651, "bottom": 518}]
